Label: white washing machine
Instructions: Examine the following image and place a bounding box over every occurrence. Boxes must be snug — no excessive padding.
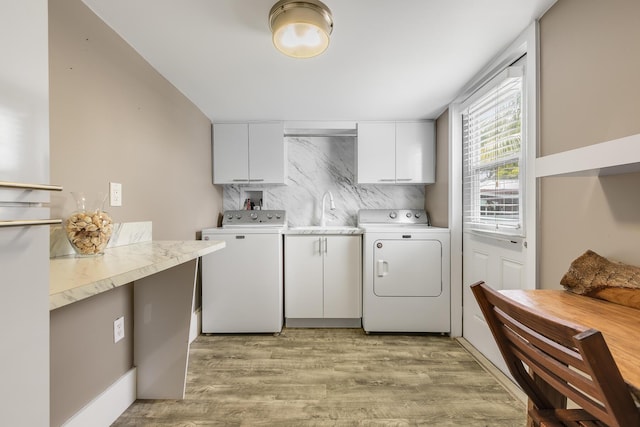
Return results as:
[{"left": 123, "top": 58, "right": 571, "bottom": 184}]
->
[
  {"left": 201, "top": 210, "right": 286, "bottom": 333},
  {"left": 358, "top": 209, "right": 450, "bottom": 333}
]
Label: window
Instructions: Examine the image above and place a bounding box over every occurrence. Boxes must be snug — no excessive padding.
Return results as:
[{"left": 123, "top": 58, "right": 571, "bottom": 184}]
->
[{"left": 462, "top": 66, "right": 524, "bottom": 235}]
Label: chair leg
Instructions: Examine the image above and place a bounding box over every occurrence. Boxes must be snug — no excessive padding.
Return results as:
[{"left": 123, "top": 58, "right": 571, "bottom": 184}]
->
[
  {"left": 530, "top": 408, "right": 605, "bottom": 427},
  {"left": 530, "top": 409, "right": 565, "bottom": 427}
]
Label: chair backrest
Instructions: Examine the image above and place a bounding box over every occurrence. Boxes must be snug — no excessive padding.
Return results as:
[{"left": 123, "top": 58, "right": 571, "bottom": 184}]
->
[{"left": 471, "top": 281, "right": 640, "bottom": 427}]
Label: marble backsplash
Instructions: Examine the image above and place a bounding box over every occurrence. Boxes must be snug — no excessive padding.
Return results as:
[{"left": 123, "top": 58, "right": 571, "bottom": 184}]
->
[
  {"left": 50, "top": 221, "right": 152, "bottom": 258},
  {"left": 223, "top": 136, "right": 425, "bottom": 227}
]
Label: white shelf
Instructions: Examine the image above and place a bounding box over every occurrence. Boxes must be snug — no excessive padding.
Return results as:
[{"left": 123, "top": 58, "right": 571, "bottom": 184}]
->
[
  {"left": 535, "top": 132, "right": 640, "bottom": 178},
  {"left": 284, "top": 121, "right": 357, "bottom": 137}
]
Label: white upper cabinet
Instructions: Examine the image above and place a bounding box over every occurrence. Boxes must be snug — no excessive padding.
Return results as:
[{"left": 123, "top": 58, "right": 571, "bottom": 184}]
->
[
  {"left": 357, "top": 121, "right": 435, "bottom": 184},
  {"left": 356, "top": 122, "right": 396, "bottom": 183},
  {"left": 248, "top": 123, "right": 286, "bottom": 184},
  {"left": 213, "top": 123, "right": 249, "bottom": 184},
  {"left": 396, "top": 121, "right": 435, "bottom": 184},
  {"left": 213, "top": 122, "right": 286, "bottom": 184}
]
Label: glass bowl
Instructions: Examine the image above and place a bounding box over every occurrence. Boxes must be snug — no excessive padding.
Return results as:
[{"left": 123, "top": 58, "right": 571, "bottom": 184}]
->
[{"left": 64, "top": 192, "right": 114, "bottom": 256}]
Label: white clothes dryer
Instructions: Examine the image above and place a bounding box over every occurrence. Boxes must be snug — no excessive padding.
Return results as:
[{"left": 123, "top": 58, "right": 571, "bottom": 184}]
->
[{"left": 358, "top": 209, "right": 450, "bottom": 333}]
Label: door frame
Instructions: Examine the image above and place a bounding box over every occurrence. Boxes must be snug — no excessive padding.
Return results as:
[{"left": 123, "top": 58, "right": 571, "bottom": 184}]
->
[{"left": 448, "top": 22, "right": 539, "bottom": 337}]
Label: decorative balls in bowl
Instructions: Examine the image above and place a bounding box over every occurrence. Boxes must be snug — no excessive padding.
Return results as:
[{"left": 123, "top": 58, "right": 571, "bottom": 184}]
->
[{"left": 64, "top": 192, "right": 114, "bottom": 256}]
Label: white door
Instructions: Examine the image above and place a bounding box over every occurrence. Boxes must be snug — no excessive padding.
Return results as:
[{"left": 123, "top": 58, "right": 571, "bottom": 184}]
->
[
  {"left": 463, "top": 234, "right": 526, "bottom": 373},
  {"left": 461, "top": 53, "right": 536, "bottom": 375}
]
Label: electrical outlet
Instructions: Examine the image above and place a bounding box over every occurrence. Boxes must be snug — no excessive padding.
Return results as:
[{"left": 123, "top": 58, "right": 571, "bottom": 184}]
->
[
  {"left": 114, "top": 316, "right": 125, "bottom": 343},
  {"left": 110, "top": 182, "right": 122, "bottom": 207}
]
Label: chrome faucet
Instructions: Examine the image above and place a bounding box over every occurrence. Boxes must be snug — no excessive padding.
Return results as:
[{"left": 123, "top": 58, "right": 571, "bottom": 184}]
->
[{"left": 320, "top": 191, "right": 336, "bottom": 227}]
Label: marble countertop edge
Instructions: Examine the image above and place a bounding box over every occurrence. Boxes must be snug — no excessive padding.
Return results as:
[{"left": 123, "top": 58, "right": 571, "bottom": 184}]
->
[
  {"left": 284, "top": 227, "right": 363, "bottom": 235},
  {"left": 49, "top": 240, "right": 226, "bottom": 311}
]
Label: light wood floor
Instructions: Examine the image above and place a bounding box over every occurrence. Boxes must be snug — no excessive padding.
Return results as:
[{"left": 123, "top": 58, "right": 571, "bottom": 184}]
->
[{"left": 113, "top": 328, "right": 525, "bottom": 426}]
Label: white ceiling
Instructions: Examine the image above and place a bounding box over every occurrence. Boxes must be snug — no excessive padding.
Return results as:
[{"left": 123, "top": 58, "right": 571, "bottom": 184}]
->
[{"left": 81, "top": 0, "right": 555, "bottom": 122}]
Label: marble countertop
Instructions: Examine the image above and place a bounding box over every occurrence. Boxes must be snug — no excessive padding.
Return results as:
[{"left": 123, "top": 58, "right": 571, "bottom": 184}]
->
[
  {"left": 50, "top": 240, "right": 225, "bottom": 310},
  {"left": 284, "top": 226, "right": 363, "bottom": 235}
]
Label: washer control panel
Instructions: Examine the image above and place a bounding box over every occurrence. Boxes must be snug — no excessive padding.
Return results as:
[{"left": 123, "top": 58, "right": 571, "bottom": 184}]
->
[
  {"left": 222, "top": 210, "right": 286, "bottom": 227},
  {"left": 358, "top": 209, "right": 430, "bottom": 226}
]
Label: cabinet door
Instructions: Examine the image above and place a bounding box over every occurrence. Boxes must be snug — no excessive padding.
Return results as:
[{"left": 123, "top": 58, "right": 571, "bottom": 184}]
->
[
  {"left": 212, "top": 123, "right": 249, "bottom": 184},
  {"left": 357, "top": 122, "right": 396, "bottom": 184},
  {"left": 323, "top": 236, "right": 362, "bottom": 318},
  {"left": 249, "top": 122, "right": 286, "bottom": 184},
  {"left": 285, "top": 236, "right": 324, "bottom": 318},
  {"left": 396, "top": 121, "right": 435, "bottom": 184}
]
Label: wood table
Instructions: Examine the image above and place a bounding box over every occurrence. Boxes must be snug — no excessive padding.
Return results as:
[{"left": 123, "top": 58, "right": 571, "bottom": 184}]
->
[{"left": 500, "top": 289, "right": 640, "bottom": 425}]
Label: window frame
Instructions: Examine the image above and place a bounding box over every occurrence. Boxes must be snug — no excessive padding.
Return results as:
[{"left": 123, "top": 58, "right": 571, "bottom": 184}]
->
[{"left": 462, "top": 66, "right": 525, "bottom": 236}]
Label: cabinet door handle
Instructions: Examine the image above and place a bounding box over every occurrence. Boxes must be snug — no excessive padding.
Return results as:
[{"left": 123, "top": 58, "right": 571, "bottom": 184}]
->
[
  {"left": 396, "top": 178, "right": 413, "bottom": 182},
  {"left": 376, "top": 260, "right": 389, "bottom": 277},
  {"left": 232, "top": 179, "right": 249, "bottom": 182},
  {"left": 0, "top": 180, "right": 63, "bottom": 191},
  {"left": 378, "top": 178, "right": 395, "bottom": 182},
  {"left": 318, "top": 237, "right": 328, "bottom": 254},
  {"left": 324, "top": 237, "right": 328, "bottom": 254},
  {"left": 248, "top": 178, "right": 265, "bottom": 182}
]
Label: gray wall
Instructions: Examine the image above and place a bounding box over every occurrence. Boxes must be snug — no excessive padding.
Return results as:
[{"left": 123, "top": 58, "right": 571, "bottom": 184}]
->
[
  {"left": 538, "top": 0, "right": 640, "bottom": 289},
  {"left": 48, "top": 0, "right": 222, "bottom": 424},
  {"left": 50, "top": 285, "right": 133, "bottom": 425},
  {"left": 49, "top": 0, "right": 222, "bottom": 237}
]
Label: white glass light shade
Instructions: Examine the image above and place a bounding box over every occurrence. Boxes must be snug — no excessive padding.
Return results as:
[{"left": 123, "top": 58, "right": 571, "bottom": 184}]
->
[{"left": 269, "top": 1, "right": 333, "bottom": 59}]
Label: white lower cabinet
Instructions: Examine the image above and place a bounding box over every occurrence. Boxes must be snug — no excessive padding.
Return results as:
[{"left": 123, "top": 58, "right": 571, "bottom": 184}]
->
[{"left": 285, "top": 235, "right": 361, "bottom": 321}]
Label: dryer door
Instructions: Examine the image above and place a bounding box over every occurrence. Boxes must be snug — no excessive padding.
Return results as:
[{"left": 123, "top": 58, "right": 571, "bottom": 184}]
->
[{"left": 373, "top": 239, "right": 442, "bottom": 297}]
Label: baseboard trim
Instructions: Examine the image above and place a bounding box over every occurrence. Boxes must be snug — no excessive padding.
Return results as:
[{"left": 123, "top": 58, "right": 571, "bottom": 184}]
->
[
  {"left": 63, "top": 367, "right": 136, "bottom": 427},
  {"left": 456, "top": 337, "right": 526, "bottom": 405},
  {"left": 285, "top": 318, "right": 362, "bottom": 328}
]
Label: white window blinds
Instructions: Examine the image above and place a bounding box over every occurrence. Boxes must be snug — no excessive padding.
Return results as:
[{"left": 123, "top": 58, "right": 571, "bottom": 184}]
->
[{"left": 463, "top": 66, "right": 524, "bottom": 236}]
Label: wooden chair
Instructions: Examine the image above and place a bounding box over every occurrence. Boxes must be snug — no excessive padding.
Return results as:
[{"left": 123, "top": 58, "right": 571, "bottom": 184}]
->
[{"left": 470, "top": 281, "right": 640, "bottom": 427}]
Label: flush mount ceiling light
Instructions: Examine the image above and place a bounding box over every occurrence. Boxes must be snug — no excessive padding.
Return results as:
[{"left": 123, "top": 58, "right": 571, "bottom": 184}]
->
[{"left": 269, "top": 0, "right": 333, "bottom": 59}]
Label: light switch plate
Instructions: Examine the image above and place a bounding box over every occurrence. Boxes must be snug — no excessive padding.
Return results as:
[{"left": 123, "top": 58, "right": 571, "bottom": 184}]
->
[
  {"left": 110, "top": 182, "right": 122, "bottom": 207},
  {"left": 114, "top": 316, "right": 125, "bottom": 343}
]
